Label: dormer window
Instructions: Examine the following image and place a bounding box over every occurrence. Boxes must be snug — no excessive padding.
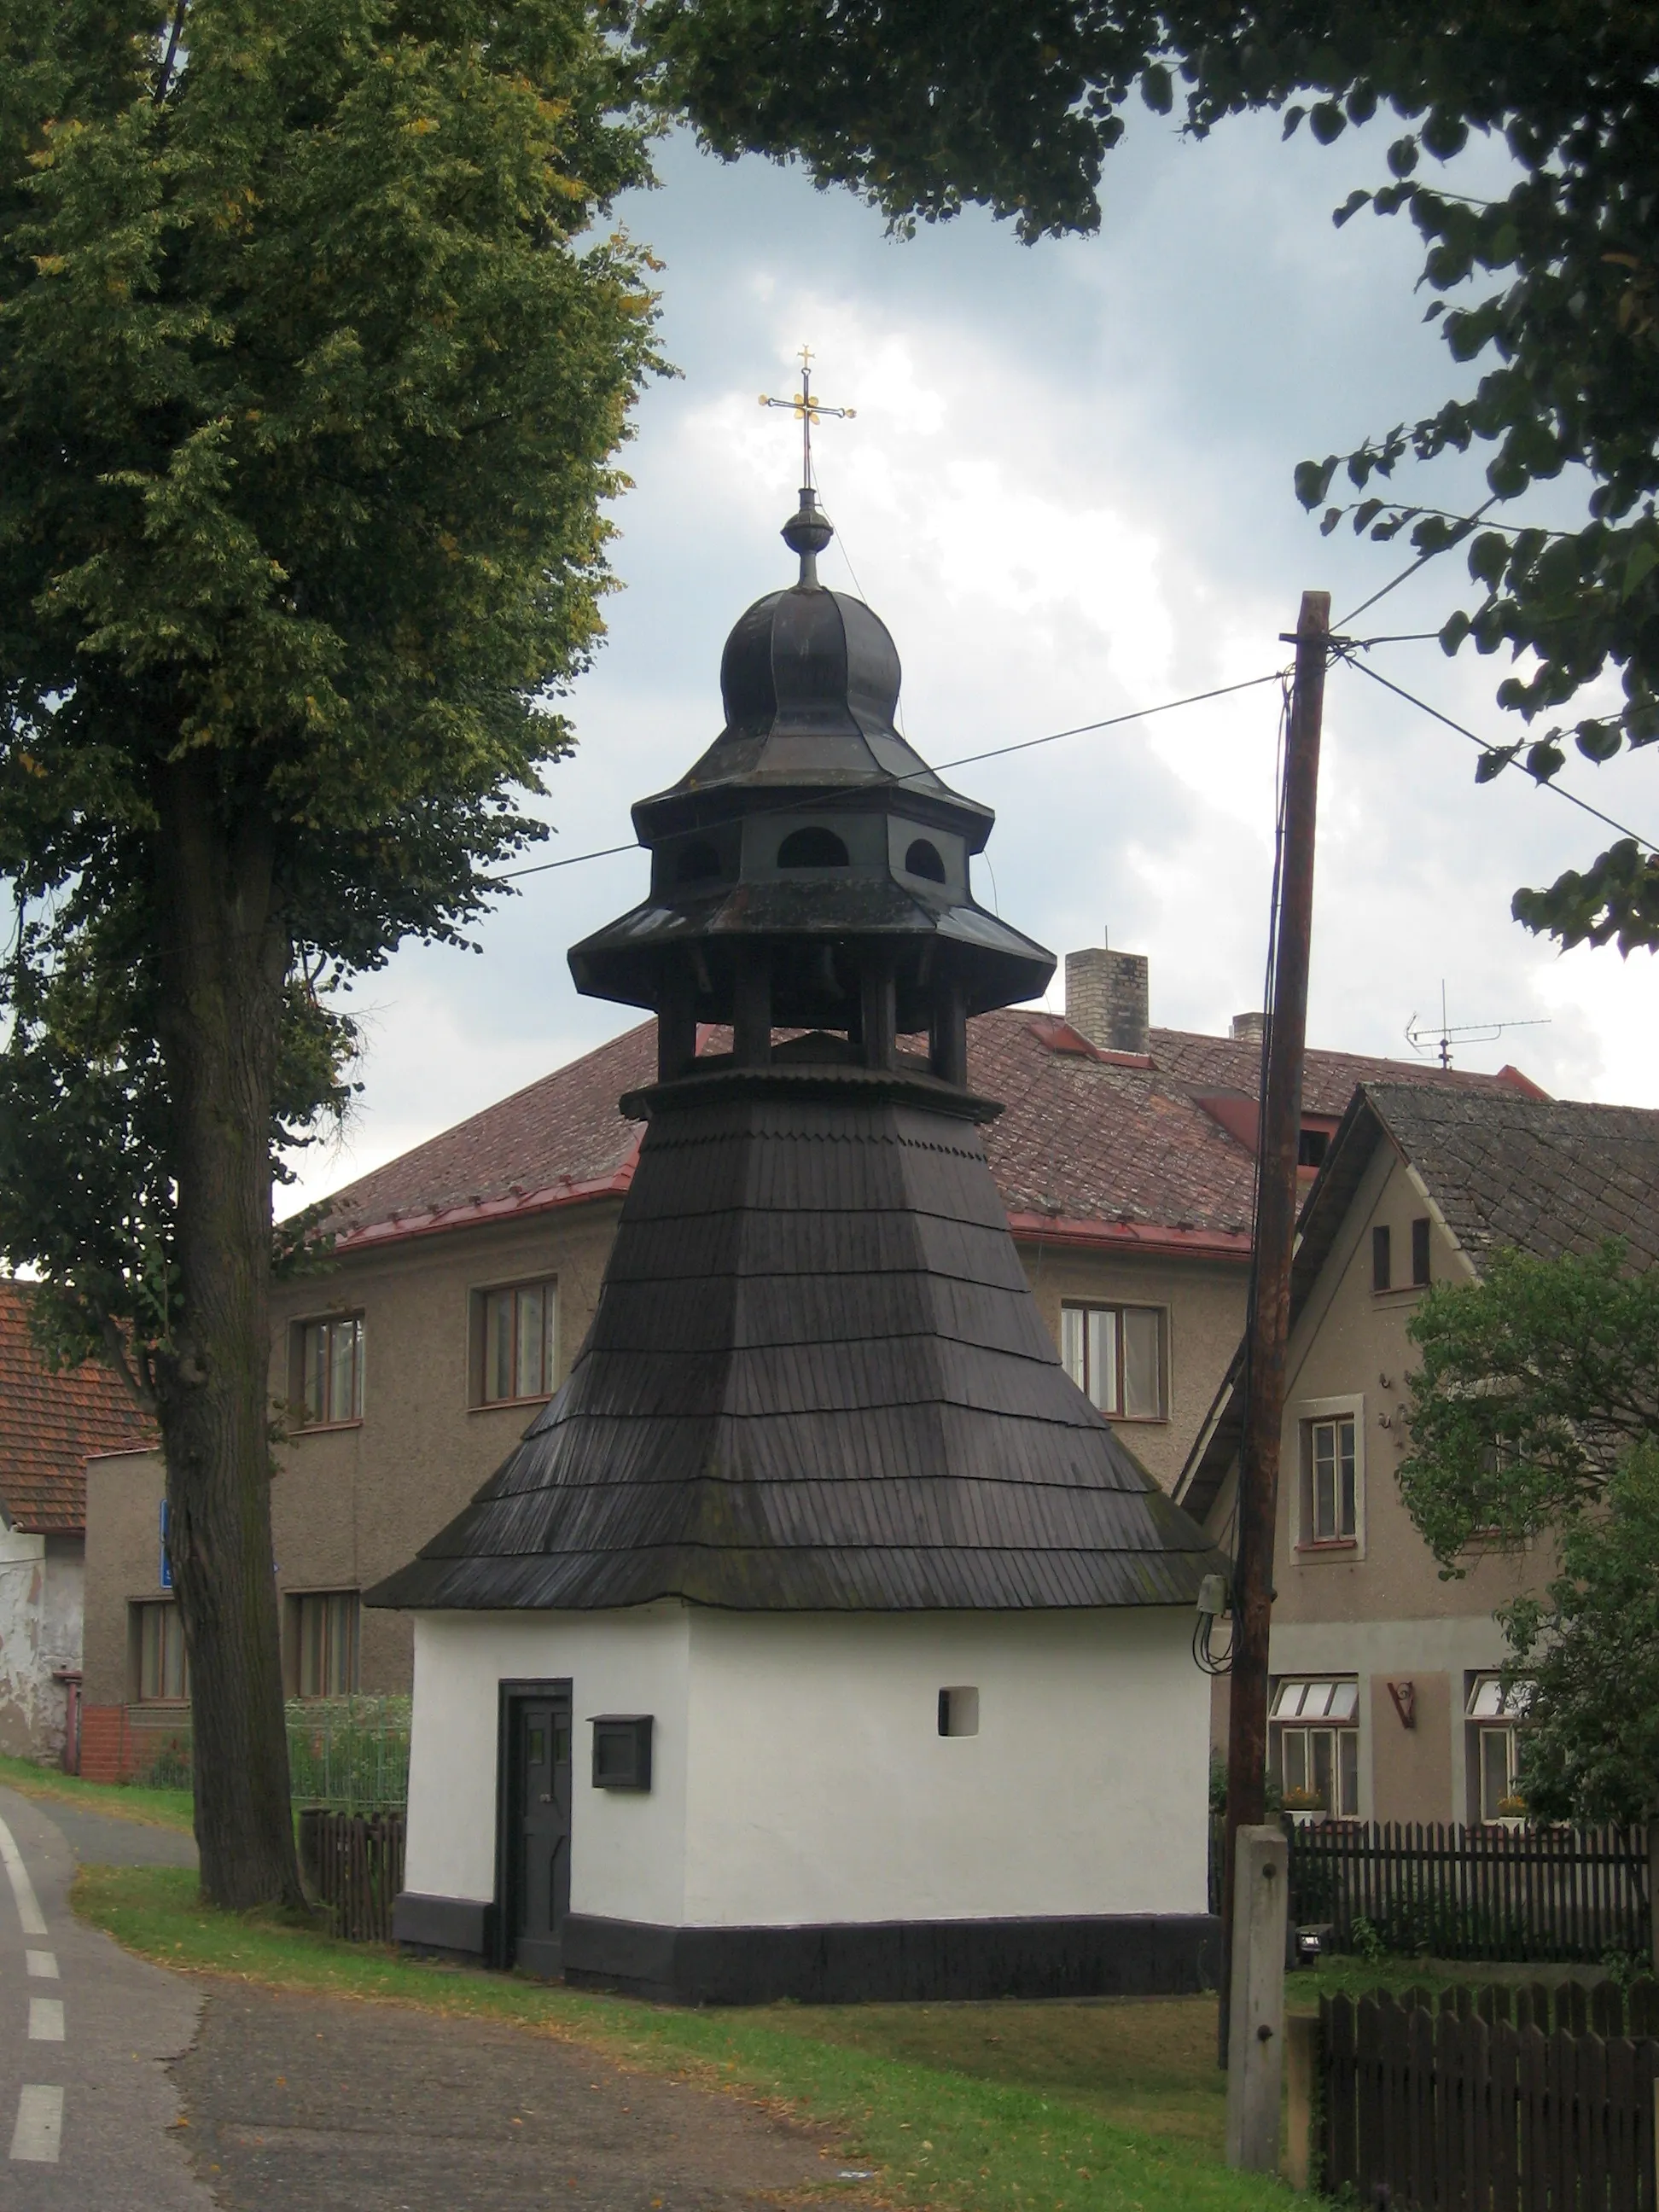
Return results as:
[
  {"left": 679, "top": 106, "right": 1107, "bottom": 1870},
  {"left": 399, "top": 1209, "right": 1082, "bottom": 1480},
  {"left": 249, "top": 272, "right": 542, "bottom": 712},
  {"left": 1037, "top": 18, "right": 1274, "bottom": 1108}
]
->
[
  {"left": 904, "top": 838, "right": 946, "bottom": 883},
  {"left": 777, "top": 825, "right": 848, "bottom": 869}
]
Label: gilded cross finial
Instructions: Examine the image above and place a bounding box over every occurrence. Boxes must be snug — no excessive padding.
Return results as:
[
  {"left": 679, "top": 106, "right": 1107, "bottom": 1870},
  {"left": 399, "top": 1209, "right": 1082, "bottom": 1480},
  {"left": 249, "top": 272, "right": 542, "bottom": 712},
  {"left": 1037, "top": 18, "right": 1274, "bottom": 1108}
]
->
[{"left": 758, "top": 348, "right": 856, "bottom": 585}]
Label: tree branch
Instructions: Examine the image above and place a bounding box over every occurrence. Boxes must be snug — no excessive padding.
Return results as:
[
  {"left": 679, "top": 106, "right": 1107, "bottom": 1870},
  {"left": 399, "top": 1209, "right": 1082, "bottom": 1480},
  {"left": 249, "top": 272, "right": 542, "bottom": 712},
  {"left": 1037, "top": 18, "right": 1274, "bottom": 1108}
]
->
[
  {"left": 154, "top": 2, "right": 188, "bottom": 106},
  {"left": 100, "top": 1310, "right": 160, "bottom": 1419}
]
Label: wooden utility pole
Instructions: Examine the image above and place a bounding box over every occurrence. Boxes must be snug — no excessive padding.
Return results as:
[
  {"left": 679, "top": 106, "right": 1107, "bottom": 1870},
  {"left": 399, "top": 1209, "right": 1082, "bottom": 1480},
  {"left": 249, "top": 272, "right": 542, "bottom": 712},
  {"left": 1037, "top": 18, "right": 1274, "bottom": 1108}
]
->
[{"left": 1219, "top": 590, "right": 1330, "bottom": 2075}]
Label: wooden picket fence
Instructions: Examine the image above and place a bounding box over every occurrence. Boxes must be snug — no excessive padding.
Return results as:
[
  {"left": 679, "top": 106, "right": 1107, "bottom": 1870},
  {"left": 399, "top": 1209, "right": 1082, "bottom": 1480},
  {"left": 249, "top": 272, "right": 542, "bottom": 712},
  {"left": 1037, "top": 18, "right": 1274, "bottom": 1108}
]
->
[
  {"left": 1318, "top": 1982, "right": 1659, "bottom": 2210},
  {"left": 297, "top": 1807, "right": 406, "bottom": 1943},
  {"left": 1290, "top": 1823, "right": 1650, "bottom": 1963}
]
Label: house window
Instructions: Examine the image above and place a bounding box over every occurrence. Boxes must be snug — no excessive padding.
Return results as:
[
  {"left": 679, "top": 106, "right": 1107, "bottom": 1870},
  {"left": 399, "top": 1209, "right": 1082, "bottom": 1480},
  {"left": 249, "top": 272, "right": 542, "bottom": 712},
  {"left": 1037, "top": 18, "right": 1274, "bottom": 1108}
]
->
[
  {"left": 1371, "top": 1225, "right": 1391, "bottom": 1292},
  {"left": 1061, "top": 1304, "right": 1166, "bottom": 1420},
  {"left": 1467, "top": 1674, "right": 1530, "bottom": 1819},
  {"left": 294, "top": 1591, "right": 360, "bottom": 1698},
  {"left": 136, "top": 1602, "right": 189, "bottom": 1702},
  {"left": 477, "top": 1278, "right": 558, "bottom": 1405},
  {"left": 1272, "top": 1677, "right": 1359, "bottom": 1817},
  {"left": 296, "top": 1314, "right": 364, "bottom": 1426},
  {"left": 1412, "top": 1216, "right": 1431, "bottom": 1287},
  {"left": 1298, "top": 1127, "right": 1329, "bottom": 1169},
  {"left": 1302, "top": 1412, "right": 1359, "bottom": 1545}
]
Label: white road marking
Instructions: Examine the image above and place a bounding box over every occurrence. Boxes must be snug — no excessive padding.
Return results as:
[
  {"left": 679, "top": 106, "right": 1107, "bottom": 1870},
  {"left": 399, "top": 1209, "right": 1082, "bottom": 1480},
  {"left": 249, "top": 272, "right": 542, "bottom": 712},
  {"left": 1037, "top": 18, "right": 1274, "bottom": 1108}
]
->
[
  {"left": 26, "top": 1999, "right": 62, "bottom": 2043},
  {"left": 24, "top": 1951, "right": 56, "bottom": 1980},
  {"left": 10, "top": 2085, "right": 62, "bottom": 2163},
  {"left": 0, "top": 1819, "right": 46, "bottom": 1937}
]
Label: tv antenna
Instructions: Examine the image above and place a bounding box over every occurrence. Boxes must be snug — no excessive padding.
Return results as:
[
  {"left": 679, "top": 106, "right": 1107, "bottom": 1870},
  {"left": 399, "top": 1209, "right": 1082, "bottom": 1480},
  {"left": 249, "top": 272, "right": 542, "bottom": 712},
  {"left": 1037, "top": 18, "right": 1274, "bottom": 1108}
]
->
[{"left": 1405, "top": 982, "right": 1551, "bottom": 1070}]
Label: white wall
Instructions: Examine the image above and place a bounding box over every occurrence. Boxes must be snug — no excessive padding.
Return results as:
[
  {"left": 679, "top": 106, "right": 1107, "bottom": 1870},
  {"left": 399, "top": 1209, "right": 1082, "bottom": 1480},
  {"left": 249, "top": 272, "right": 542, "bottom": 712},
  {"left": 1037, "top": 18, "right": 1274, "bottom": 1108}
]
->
[
  {"left": 683, "top": 1608, "right": 1210, "bottom": 1924},
  {"left": 404, "top": 1604, "right": 691, "bottom": 1921},
  {"left": 0, "top": 1526, "right": 76, "bottom": 1759},
  {"left": 406, "top": 1602, "right": 1211, "bottom": 1930}
]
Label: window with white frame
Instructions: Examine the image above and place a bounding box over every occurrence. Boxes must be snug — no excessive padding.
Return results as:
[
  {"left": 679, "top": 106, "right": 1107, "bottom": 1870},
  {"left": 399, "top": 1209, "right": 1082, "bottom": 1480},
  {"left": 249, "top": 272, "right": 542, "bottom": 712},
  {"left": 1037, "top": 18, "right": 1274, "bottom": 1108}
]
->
[
  {"left": 294, "top": 1313, "right": 364, "bottom": 1426},
  {"left": 1271, "top": 1677, "right": 1359, "bottom": 1816},
  {"left": 1300, "top": 1407, "right": 1359, "bottom": 1545},
  {"left": 1467, "top": 1674, "right": 1531, "bottom": 1820},
  {"left": 475, "top": 1278, "right": 558, "bottom": 1405},
  {"left": 1061, "top": 1303, "right": 1166, "bottom": 1420}
]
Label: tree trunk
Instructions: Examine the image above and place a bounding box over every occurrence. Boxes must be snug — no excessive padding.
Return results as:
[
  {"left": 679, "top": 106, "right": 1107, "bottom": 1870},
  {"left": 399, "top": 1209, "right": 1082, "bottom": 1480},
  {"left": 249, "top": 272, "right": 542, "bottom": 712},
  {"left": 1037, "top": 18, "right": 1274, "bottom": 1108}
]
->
[{"left": 150, "top": 755, "right": 302, "bottom": 1912}]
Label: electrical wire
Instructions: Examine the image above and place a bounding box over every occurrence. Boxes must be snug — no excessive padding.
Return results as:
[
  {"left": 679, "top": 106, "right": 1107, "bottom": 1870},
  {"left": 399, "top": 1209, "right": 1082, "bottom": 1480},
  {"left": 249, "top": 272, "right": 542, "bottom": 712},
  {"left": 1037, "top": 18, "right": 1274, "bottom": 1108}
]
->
[
  {"left": 489, "top": 667, "right": 1289, "bottom": 886},
  {"left": 1333, "top": 493, "right": 1501, "bottom": 629},
  {"left": 1346, "top": 657, "right": 1657, "bottom": 853}
]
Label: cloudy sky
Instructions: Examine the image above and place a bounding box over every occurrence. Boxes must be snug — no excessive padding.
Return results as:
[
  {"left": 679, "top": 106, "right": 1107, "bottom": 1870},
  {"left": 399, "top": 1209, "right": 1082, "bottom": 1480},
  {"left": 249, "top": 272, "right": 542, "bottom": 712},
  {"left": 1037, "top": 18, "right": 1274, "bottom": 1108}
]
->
[{"left": 285, "top": 112, "right": 1659, "bottom": 1209}]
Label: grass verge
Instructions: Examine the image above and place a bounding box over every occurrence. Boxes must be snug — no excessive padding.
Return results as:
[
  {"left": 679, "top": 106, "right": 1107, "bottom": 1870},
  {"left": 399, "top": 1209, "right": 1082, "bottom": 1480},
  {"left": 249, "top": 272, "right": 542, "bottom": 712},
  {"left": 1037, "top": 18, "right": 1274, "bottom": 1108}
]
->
[
  {"left": 0, "top": 1753, "right": 194, "bottom": 1832},
  {"left": 77, "top": 1865, "right": 1293, "bottom": 2212}
]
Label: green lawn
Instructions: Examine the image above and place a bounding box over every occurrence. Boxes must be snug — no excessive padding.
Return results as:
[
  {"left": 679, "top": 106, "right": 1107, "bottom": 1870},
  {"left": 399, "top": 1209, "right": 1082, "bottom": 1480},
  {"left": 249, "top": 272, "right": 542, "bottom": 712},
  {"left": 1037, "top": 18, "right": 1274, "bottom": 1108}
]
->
[
  {"left": 0, "top": 1753, "right": 194, "bottom": 1833},
  {"left": 77, "top": 1865, "right": 1296, "bottom": 2212}
]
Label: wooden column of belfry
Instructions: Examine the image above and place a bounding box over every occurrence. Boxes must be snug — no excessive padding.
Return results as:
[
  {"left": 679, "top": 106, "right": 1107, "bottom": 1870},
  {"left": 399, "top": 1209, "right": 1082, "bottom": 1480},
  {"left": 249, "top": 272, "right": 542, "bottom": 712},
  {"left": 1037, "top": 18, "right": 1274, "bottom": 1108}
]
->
[{"left": 1220, "top": 591, "right": 1330, "bottom": 2093}]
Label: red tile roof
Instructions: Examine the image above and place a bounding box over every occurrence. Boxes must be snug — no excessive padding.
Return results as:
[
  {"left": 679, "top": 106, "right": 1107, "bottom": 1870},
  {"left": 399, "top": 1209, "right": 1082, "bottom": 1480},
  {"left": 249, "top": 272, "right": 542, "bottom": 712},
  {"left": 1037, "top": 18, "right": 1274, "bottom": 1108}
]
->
[
  {"left": 0, "top": 1283, "right": 155, "bottom": 1534},
  {"left": 326, "top": 1010, "right": 1540, "bottom": 1263}
]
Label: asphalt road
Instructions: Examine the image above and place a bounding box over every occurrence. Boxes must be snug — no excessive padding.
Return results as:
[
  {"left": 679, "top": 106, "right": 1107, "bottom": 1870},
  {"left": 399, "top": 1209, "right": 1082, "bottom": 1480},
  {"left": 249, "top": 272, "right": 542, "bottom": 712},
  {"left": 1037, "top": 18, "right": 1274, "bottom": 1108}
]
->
[
  {"left": 0, "top": 1789, "right": 869, "bottom": 2210},
  {"left": 0, "top": 1785, "right": 209, "bottom": 2209}
]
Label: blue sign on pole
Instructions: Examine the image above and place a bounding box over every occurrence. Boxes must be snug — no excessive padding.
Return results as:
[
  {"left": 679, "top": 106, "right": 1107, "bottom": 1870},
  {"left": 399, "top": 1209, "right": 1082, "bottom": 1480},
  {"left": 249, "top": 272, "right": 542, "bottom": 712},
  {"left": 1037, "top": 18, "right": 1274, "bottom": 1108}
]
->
[{"left": 160, "top": 1498, "right": 172, "bottom": 1591}]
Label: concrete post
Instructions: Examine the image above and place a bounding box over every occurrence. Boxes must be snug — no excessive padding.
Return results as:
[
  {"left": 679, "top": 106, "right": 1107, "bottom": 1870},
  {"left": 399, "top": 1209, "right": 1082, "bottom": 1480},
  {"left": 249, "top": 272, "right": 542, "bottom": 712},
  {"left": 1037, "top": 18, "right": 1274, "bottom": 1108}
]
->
[
  {"left": 1284, "top": 2013, "right": 1318, "bottom": 2190},
  {"left": 1225, "top": 1823, "right": 1289, "bottom": 2172}
]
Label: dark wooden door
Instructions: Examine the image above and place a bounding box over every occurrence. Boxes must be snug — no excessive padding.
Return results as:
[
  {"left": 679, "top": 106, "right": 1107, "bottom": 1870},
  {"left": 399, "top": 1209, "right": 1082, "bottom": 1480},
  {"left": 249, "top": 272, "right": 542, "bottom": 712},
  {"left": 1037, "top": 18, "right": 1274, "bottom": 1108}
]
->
[{"left": 507, "top": 1685, "right": 572, "bottom": 1977}]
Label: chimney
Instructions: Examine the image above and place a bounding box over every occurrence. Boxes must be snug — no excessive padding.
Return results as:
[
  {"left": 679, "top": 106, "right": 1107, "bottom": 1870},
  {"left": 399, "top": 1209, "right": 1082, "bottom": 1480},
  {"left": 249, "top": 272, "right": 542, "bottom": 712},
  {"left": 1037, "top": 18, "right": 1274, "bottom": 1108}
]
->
[
  {"left": 1231, "top": 1010, "right": 1266, "bottom": 1046},
  {"left": 1064, "top": 939, "right": 1150, "bottom": 1057}
]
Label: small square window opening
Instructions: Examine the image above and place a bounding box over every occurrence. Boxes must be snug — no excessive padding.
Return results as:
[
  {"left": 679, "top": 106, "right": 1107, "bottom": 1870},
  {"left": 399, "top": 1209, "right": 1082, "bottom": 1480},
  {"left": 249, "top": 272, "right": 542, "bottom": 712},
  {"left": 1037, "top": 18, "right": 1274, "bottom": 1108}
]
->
[{"left": 937, "top": 1686, "right": 980, "bottom": 1737}]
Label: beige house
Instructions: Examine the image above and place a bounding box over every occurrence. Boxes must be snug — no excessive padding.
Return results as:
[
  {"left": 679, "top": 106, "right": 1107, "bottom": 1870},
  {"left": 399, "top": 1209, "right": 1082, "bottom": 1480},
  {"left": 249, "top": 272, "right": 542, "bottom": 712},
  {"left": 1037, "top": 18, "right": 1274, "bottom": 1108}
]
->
[
  {"left": 1179, "top": 1082, "right": 1659, "bottom": 1831},
  {"left": 78, "top": 962, "right": 1535, "bottom": 1778}
]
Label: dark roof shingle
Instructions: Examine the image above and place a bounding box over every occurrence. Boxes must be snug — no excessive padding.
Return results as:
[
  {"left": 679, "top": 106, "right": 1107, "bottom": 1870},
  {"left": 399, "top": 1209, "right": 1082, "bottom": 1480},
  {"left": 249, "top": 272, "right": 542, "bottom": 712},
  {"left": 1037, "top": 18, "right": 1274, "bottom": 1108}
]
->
[{"left": 368, "top": 1068, "right": 1225, "bottom": 1615}]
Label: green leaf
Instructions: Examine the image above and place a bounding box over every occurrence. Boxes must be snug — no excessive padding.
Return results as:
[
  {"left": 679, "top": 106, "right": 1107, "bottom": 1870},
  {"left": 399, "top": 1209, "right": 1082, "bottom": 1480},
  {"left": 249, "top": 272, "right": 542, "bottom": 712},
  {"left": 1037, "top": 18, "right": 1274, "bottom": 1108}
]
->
[{"left": 1622, "top": 540, "right": 1659, "bottom": 599}]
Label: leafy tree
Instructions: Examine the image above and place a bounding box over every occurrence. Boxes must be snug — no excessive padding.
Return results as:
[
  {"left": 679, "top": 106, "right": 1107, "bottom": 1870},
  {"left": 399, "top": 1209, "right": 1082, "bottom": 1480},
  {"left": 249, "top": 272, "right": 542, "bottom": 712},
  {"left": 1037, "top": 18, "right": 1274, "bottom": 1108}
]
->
[
  {"left": 637, "top": 0, "right": 1659, "bottom": 949},
  {"left": 0, "top": 0, "right": 657, "bottom": 1906},
  {"left": 1398, "top": 1240, "right": 1659, "bottom": 1565},
  {"left": 1398, "top": 1241, "right": 1659, "bottom": 1819},
  {"left": 1500, "top": 1442, "right": 1659, "bottom": 1823}
]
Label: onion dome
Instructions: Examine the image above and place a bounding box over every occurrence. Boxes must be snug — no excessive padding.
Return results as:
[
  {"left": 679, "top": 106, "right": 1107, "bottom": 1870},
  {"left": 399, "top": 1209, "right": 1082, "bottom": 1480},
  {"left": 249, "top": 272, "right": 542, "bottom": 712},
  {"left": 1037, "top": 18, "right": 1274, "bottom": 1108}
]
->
[{"left": 569, "top": 493, "right": 1054, "bottom": 1086}]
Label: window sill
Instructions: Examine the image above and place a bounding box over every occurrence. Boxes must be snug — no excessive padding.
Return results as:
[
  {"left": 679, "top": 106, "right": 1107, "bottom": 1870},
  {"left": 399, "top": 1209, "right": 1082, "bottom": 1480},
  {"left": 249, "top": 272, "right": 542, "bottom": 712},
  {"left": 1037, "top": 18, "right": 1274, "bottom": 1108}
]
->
[
  {"left": 287, "top": 1418, "right": 364, "bottom": 1438},
  {"left": 132, "top": 1698, "right": 189, "bottom": 1711},
  {"left": 1295, "top": 1538, "right": 1359, "bottom": 1557},
  {"left": 1371, "top": 1285, "right": 1427, "bottom": 1301},
  {"left": 1102, "top": 1412, "right": 1168, "bottom": 1426},
  {"left": 469, "top": 1394, "right": 555, "bottom": 1413}
]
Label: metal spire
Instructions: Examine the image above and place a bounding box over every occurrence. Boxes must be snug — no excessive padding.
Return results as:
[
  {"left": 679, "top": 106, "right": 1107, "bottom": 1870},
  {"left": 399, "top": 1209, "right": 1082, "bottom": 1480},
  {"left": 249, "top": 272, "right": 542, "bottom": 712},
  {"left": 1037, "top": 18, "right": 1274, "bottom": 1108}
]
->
[{"left": 760, "top": 346, "right": 856, "bottom": 585}]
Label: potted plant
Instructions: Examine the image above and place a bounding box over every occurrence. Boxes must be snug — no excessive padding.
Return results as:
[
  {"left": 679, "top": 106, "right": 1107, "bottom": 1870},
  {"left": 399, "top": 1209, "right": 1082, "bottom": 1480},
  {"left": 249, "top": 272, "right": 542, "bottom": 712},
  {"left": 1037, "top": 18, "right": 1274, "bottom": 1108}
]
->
[
  {"left": 1493, "top": 1795, "right": 1528, "bottom": 1832},
  {"left": 1282, "top": 1786, "right": 1328, "bottom": 1827}
]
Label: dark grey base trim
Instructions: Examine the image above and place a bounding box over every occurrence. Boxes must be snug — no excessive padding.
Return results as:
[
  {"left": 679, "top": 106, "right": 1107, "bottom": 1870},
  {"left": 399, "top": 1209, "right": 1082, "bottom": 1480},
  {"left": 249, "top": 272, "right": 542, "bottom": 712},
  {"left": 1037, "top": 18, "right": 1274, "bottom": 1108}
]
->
[
  {"left": 562, "top": 1912, "right": 1221, "bottom": 2005},
  {"left": 392, "top": 1891, "right": 496, "bottom": 1962}
]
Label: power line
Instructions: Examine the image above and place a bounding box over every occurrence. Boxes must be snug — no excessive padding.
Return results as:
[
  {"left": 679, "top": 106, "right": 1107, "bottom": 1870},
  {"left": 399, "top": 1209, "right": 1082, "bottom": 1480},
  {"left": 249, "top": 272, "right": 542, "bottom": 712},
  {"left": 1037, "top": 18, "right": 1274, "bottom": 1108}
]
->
[
  {"left": 1348, "top": 658, "right": 1656, "bottom": 853},
  {"left": 491, "top": 667, "right": 1289, "bottom": 885},
  {"left": 1334, "top": 493, "right": 1501, "bottom": 629}
]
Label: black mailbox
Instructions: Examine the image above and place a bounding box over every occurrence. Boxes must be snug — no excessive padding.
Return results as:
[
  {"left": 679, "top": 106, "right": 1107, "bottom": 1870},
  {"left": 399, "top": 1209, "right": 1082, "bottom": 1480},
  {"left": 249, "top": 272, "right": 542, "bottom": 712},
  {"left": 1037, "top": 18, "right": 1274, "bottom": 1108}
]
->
[{"left": 590, "top": 1714, "right": 652, "bottom": 1791}]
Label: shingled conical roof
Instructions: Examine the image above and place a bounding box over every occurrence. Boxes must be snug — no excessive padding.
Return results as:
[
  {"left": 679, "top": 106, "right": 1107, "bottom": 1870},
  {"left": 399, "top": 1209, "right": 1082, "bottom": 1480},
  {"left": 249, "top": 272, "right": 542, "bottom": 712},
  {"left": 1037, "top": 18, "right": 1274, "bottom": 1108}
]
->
[{"left": 368, "top": 1060, "right": 1221, "bottom": 1614}]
